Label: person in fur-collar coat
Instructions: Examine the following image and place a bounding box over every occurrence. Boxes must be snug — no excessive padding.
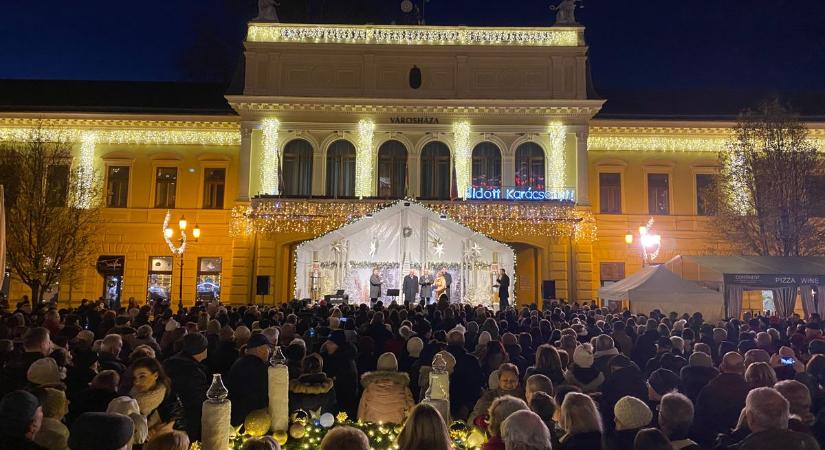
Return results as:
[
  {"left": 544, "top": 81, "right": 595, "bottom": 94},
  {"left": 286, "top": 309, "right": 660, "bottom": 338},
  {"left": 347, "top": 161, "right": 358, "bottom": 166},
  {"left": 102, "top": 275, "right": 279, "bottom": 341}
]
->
[
  {"left": 289, "top": 354, "right": 338, "bottom": 415},
  {"left": 357, "top": 352, "right": 414, "bottom": 424}
]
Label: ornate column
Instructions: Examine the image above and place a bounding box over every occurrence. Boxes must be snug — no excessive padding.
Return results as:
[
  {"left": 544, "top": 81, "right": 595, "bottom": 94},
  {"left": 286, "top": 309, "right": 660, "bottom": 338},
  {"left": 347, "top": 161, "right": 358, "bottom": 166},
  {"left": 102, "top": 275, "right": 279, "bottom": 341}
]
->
[
  {"left": 574, "top": 127, "right": 590, "bottom": 206},
  {"left": 237, "top": 121, "right": 254, "bottom": 201}
]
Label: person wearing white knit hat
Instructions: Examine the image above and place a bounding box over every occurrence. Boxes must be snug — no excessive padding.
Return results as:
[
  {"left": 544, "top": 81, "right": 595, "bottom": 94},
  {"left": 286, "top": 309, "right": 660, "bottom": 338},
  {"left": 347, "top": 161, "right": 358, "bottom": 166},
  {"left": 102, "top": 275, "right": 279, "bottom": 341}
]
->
[
  {"left": 27, "top": 357, "right": 65, "bottom": 387},
  {"left": 563, "top": 343, "right": 604, "bottom": 393},
  {"left": 406, "top": 337, "right": 424, "bottom": 359},
  {"left": 612, "top": 395, "right": 653, "bottom": 449}
]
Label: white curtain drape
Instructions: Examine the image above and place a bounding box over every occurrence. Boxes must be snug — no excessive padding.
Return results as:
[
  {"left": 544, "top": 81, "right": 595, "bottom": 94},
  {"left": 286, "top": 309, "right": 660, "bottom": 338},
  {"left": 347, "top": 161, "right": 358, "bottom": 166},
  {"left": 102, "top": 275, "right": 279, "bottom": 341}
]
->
[
  {"left": 727, "top": 286, "right": 743, "bottom": 319},
  {"left": 800, "top": 286, "right": 815, "bottom": 319},
  {"left": 772, "top": 286, "right": 797, "bottom": 318},
  {"left": 816, "top": 288, "right": 825, "bottom": 317}
]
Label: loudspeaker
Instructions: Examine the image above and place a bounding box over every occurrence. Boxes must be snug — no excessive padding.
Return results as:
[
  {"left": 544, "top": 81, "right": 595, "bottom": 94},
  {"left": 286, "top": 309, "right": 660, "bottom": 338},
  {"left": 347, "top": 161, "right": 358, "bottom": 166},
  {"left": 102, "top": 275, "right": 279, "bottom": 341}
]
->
[
  {"left": 256, "top": 276, "right": 270, "bottom": 296},
  {"left": 542, "top": 280, "right": 556, "bottom": 300}
]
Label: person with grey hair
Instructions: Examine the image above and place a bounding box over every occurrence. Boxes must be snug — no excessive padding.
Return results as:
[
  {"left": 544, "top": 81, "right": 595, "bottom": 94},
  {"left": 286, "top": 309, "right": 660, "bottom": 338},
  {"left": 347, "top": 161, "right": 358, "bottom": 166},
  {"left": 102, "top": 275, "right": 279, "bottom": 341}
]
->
[
  {"left": 658, "top": 393, "right": 699, "bottom": 450},
  {"left": 485, "top": 395, "right": 528, "bottom": 450},
  {"left": 99, "top": 334, "right": 126, "bottom": 374},
  {"left": 502, "top": 409, "right": 552, "bottom": 450},
  {"left": 730, "top": 387, "right": 819, "bottom": 450}
]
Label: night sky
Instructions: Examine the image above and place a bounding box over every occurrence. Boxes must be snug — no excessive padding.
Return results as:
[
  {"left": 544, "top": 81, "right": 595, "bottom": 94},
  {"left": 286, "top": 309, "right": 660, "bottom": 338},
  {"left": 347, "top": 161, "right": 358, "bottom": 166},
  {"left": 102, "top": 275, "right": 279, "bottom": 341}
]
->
[{"left": 2, "top": 0, "right": 825, "bottom": 102}]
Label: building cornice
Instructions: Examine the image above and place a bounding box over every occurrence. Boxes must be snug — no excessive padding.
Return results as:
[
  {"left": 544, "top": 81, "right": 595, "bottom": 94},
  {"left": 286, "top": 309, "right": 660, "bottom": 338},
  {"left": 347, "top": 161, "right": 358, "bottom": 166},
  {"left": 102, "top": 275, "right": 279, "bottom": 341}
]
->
[{"left": 246, "top": 23, "right": 584, "bottom": 47}]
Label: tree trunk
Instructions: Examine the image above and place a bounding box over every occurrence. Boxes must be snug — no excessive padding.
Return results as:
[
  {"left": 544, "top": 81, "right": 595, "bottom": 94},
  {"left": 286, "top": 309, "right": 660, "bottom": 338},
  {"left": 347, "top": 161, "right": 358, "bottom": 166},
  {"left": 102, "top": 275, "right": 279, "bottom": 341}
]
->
[{"left": 29, "top": 280, "right": 42, "bottom": 305}]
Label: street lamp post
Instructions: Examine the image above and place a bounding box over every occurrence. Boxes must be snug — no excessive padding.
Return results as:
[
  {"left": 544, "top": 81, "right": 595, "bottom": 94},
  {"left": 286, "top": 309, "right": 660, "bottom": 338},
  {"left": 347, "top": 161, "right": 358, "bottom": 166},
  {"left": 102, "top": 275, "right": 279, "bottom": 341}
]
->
[
  {"left": 162, "top": 210, "right": 201, "bottom": 312},
  {"left": 625, "top": 218, "right": 661, "bottom": 266}
]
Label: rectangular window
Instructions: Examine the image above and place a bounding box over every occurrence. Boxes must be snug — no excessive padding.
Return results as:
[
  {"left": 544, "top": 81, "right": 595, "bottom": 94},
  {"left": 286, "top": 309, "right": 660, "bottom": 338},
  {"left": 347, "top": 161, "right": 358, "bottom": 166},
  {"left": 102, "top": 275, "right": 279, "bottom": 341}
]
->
[
  {"left": 599, "top": 173, "right": 622, "bottom": 214},
  {"left": 154, "top": 167, "right": 177, "bottom": 208},
  {"left": 696, "top": 174, "right": 715, "bottom": 216},
  {"left": 600, "top": 262, "right": 625, "bottom": 287},
  {"left": 147, "top": 256, "right": 173, "bottom": 303},
  {"left": 808, "top": 175, "right": 825, "bottom": 217},
  {"left": 196, "top": 257, "right": 222, "bottom": 301},
  {"left": 106, "top": 166, "right": 130, "bottom": 208},
  {"left": 46, "top": 164, "right": 70, "bottom": 207},
  {"left": 202, "top": 168, "right": 226, "bottom": 209},
  {"left": 647, "top": 173, "right": 670, "bottom": 215}
]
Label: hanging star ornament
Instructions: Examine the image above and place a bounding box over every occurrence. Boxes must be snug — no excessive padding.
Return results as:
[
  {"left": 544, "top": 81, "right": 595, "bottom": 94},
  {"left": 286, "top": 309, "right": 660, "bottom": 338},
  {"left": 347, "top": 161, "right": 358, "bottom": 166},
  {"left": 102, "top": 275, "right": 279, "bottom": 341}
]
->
[
  {"left": 470, "top": 242, "right": 482, "bottom": 258},
  {"left": 432, "top": 236, "right": 445, "bottom": 257},
  {"left": 369, "top": 236, "right": 379, "bottom": 257},
  {"left": 330, "top": 240, "right": 344, "bottom": 254}
]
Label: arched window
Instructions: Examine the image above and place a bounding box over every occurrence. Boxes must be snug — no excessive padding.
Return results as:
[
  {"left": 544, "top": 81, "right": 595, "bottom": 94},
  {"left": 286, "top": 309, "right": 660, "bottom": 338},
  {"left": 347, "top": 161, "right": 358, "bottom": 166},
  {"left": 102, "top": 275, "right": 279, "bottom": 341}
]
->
[
  {"left": 377, "top": 140, "right": 407, "bottom": 199},
  {"left": 326, "top": 140, "right": 356, "bottom": 198},
  {"left": 515, "top": 142, "right": 545, "bottom": 190},
  {"left": 472, "top": 142, "right": 502, "bottom": 188},
  {"left": 282, "top": 139, "right": 313, "bottom": 196},
  {"left": 420, "top": 141, "right": 451, "bottom": 200}
]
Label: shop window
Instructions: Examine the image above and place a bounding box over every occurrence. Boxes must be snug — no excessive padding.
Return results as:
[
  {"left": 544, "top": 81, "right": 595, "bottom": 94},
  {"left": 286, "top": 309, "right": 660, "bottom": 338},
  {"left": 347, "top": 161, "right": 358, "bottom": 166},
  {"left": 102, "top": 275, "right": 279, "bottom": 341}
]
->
[
  {"left": 377, "top": 140, "right": 407, "bottom": 199},
  {"left": 154, "top": 167, "right": 177, "bottom": 208},
  {"left": 197, "top": 257, "right": 222, "bottom": 301},
  {"left": 515, "top": 142, "right": 545, "bottom": 190},
  {"left": 326, "top": 140, "right": 356, "bottom": 198},
  {"left": 202, "top": 168, "right": 226, "bottom": 209},
  {"left": 420, "top": 141, "right": 451, "bottom": 200},
  {"left": 695, "top": 173, "right": 716, "bottom": 216},
  {"left": 147, "top": 256, "right": 173, "bottom": 303},
  {"left": 46, "top": 164, "right": 70, "bottom": 207},
  {"left": 282, "top": 139, "right": 313, "bottom": 197},
  {"left": 472, "top": 142, "right": 501, "bottom": 188},
  {"left": 96, "top": 256, "right": 125, "bottom": 308},
  {"left": 599, "top": 172, "right": 622, "bottom": 214},
  {"left": 647, "top": 173, "right": 670, "bottom": 215},
  {"left": 106, "top": 166, "right": 130, "bottom": 208},
  {"left": 600, "top": 262, "right": 625, "bottom": 287}
]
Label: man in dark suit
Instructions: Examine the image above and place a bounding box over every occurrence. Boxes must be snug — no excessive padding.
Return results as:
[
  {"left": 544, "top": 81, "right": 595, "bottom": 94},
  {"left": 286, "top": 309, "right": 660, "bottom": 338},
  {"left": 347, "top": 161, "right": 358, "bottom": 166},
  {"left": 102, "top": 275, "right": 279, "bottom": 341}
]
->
[
  {"left": 402, "top": 270, "right": 419, "bottom": 304},
  {"left": 496, "top": 268, "right": 510, "bottom": 312},
  {"left": 441, "top": 268, "right": 452, "bottom": 300}
]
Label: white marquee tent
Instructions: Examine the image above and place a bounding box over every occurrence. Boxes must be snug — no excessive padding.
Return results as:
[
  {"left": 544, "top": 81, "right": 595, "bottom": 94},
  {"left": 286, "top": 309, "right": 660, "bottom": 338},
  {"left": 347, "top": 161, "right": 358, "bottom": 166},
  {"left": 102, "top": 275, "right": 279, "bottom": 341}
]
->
[
  {"left": 295, "top": 201, "right": 515, "bottom": 306},
  {"left": 598, "top": 264, "right": 724, "bottom": 321}
]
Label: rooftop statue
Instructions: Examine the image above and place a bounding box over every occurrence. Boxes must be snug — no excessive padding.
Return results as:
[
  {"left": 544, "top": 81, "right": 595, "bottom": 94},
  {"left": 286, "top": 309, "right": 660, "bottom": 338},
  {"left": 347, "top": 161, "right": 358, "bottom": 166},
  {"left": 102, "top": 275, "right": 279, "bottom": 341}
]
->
[
  {"left": 550, "top": 0, "right": 581, "bottom": 26},
  {"left": 256, "top": 0, "right": 280, "bottom": 22}
]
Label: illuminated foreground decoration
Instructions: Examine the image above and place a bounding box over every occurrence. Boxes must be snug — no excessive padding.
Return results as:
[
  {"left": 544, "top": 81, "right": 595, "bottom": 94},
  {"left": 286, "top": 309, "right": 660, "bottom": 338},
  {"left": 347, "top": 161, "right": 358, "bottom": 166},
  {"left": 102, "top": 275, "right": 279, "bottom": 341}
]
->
[
  {"left": 259, "top": 118, "right": 281, "bottom": 195},
  {"left": 355, "top": 119, "right": 376, "bottom": 197},
  {"left": 248, "top": 23, "right": 581, "bottom": 47},
  {"left": 453, "top": 121, "right": 472, "bottom": 199},
  {"left": 231, "top": 198, "right": 597, "bottom": 242}
]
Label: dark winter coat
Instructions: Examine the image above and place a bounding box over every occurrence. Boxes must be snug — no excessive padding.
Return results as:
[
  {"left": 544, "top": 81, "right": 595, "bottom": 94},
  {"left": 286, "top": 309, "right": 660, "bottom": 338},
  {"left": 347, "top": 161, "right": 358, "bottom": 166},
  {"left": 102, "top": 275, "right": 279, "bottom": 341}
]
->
[
  {"left": 631, "top": 330, "right": 660, "bottom": 369},
  {"left": 288, "top": 373, "right": 338, "bottom": 414},
  {"left": 559, "top": 432, "right": 604, "bottom": 450},
  {"left": 446, "top": 344, "right": 484, "bottom": 420},
  {"left": 97, "top": 353, "right": 126, "bottom": 374},
  {"left": 0, "top": 434, "right": 48, "bottom": 450},
  {"left": 163, "top": 353, "right": 210, "bottom": 441},
  {"left": 208, "top": 340, "right": 239, "bottom": 376},
  {"left": 322, "top": 341, "right": 359, "bottom": 417},
  {"left": 66, "top": 387, "right": 119, "bottom": 425},
  {"left": 679, "top": 365, "right": 719, "bottom": 402},
  {"left": 599, "top": 365, "right": 648, "bottom": 430},
  {"left": 0, "top": 351, "right": 44, "bottom": 395},
  {"left": 227, "top": 354, "right": 270, "bottom": 426},
  {"left": 694, "top": 372, "right": 749, "bottom": 446}
]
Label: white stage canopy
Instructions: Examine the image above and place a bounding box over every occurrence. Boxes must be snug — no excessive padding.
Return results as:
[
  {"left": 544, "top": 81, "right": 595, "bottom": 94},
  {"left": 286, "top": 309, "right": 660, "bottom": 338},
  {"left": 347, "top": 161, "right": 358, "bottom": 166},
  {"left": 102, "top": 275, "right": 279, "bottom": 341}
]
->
[
  {"left": 598, "top": 265, "right": 724, "bottom": 321},
  {"left": 295, "top": 201, "right": 515, "bottom": 306}
]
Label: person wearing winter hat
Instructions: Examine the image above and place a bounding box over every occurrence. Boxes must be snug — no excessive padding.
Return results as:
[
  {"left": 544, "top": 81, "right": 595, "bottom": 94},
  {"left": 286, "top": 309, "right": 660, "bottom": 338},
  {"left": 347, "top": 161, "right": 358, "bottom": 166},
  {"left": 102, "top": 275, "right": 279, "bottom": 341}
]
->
[
  {"left": 0, "top": 390, "right": 45, "bottom": 450},
  {"left": 406, "top": 337, "right": 424, "bottom": 359},
  {"left": 32, "top": 388, "right": 70, "bottom": 450},
  {"left": 399, "top": 336, "right": 423, "bottom": 376},
  {"left": 107, "top": 396, "right": 149, "bottom": 446},
  {"left": 27, "top": 357, "right": 65, "bottom": 388},
  {"left": 610, "top": 396, "right": 653, "bottom": 450},
  {"left": 563, "top": 343, "right": 604, "bottom": 393},
  {"left": 358, "top": 352, "right": 414, "bottom": 424},
  {"left": 227, "top": 332, "right": 271, "bottom": 426},
  {"left": 69, "top": 412, "right": 134, "bottom": 450},
  {"left": 648, "top": 368, "right": 681, "bottom": 402},
  {"left": 679, "top": 352, "right": 719, "bottom": 403},
  {"left": 162, "top": 332, "right": 210, "bottom": 441}
]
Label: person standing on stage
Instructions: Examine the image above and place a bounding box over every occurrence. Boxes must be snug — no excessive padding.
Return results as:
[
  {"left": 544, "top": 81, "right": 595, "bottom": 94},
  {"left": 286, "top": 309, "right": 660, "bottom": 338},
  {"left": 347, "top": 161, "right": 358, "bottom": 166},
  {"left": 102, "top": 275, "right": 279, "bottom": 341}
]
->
[
  {"left": 369, "top": 268, "right": 382, "bottom": 306},
  {"left": 434, "top": 270, "right": 447, "bottom": 300},
  {"left": 496, "top": 268, "right": 510, "bottom": 312},
  {"left": 441, "top": 268, "right": 452, "bottom": 299},
  {"left": 402, "top": 270, "right": 419, "bottom": 305},
  {"left": 419, "top": 269, "right": 433, "bottom": 306}
]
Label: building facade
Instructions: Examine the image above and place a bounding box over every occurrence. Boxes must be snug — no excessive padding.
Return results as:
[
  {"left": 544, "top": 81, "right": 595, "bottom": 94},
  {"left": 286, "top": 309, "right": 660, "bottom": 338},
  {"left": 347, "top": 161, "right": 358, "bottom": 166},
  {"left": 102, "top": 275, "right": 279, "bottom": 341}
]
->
[{"left": 3, "top": 22, "right": 825, "bottom": 312}]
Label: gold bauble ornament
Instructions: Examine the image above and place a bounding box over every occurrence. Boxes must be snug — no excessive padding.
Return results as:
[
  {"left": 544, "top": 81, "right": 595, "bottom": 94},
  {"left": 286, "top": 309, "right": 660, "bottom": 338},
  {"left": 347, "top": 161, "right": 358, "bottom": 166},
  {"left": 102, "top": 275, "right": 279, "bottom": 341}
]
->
[
  {"left": 273, "top": 430, "right": 288, "bottom": 446},
  {"left": 449, "top": 420, "right": 469, "bottom": 440},
  {"left": 243, "top": 409, "right": 271, "bottom": 437},
  {"left": 289, "top": 422, "right": 306, "bottom": 439},
  {"left": 290, "top": 409, "right": 310, "bottom": 425},
  {"left": 335, "top": 411, "right": 348, "bottom": 423},
  {"left": 467, "top": 428, "right": 486, "bottom": 447}
]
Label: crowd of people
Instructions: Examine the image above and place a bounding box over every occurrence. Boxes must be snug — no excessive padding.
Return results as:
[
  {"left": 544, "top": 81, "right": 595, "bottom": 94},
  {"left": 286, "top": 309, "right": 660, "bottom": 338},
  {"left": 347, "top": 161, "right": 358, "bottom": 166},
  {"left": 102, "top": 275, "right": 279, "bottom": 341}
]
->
[{"left": 0, "top": 294, "right": 823, "bottom": 450}]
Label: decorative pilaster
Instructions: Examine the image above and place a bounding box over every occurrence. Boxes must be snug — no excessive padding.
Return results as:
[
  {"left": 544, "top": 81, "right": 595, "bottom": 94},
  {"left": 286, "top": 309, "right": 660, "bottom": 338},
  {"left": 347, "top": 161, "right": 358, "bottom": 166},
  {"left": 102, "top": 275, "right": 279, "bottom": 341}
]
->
[{"left": 574, "top": 127, "right": 590, "bottom": 206}]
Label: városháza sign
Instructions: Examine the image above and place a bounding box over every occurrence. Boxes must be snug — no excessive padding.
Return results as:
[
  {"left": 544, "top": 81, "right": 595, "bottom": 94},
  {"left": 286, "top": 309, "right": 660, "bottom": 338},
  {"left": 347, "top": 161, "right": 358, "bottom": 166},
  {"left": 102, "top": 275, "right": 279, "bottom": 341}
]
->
[{"left": 465, "top": 186, "right": 575, "bottom": 202}]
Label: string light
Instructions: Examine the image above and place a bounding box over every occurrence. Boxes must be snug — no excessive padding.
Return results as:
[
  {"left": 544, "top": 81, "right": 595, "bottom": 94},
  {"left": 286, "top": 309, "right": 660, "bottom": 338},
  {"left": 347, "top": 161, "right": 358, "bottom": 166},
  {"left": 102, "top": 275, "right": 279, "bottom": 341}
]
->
[
  {"left": 162, "top": 210, "right": 187, "bottom": 255},
  {"left": 355, "top": 119, "right": 376, "bottom": 197},
  {"left": 71, "top": 131, "right": 98, "bottom": 209},
  {"left": 453, "top": 121, "right": 472, "bottom": 199},
  {"left": 233, "top": 198, "right": 597, "bottom": 242},
  {"left": 0, "top": 121, "right": 240, "bottom": 146},
  {"left": 247, "top": 23, "right": 581, "bottom": 47},
  {"left": 725, "top": 142, "right": 751, "bottom": 215},
  {"left": 547, "top": 122, "right": 567, "bottom": 189},
  {"left": 259, "top": 118, "right": 281, "bottom": 195}
]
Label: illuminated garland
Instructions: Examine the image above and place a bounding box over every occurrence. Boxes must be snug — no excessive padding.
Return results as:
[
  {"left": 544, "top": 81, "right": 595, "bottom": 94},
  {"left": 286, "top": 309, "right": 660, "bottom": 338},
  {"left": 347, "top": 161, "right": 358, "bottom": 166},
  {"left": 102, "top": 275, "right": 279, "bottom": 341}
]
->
[
  {"left": 71, "top": 131, "right": 98, "bottom": 209},
  {"left": 355, "top": 119, "right": 376, "bottom": 197},
  {"left": 259, "top": 119, "right": 281, "bottom": 195},
  {"left": 247, "top": 23, "right": 581, "bottom": 47},
  {"left": 162, "top": 210, "right": 187, "bottom": 255},
  {"left": 233, "top": 198, "right": 597, "bottom": 242},
  {"left": 453, "top": 122, "right": 472, "bottom": 199},
  {"left": 547, "top": 122, "right": 567, "bottom": 189},
  {"left": 0, "top": 126, "right": 239, "bottom": 146},
  {"left": 726, "top": 143, "right": 751, "bottom": 215}
]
